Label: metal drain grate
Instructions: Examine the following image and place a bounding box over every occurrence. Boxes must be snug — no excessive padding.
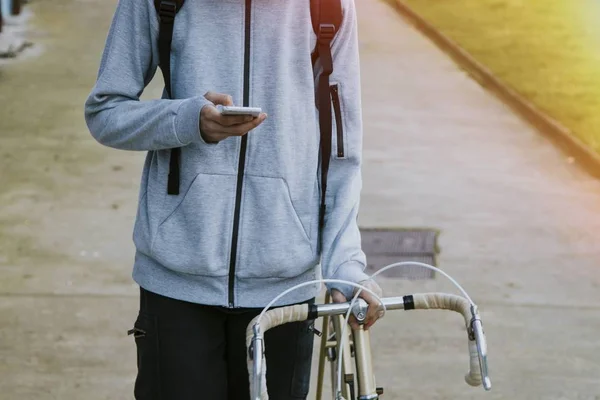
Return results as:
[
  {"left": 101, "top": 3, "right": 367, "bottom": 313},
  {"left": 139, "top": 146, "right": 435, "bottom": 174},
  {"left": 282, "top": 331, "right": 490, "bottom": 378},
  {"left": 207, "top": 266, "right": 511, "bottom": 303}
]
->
[{"left": 360, "top": 228, "right": 440, "bottom": 279}]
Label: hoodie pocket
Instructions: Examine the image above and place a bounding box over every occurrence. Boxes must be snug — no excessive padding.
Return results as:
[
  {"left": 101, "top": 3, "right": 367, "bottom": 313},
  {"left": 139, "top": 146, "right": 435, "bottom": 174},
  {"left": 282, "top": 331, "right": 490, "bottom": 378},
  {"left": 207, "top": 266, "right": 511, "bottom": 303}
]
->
[
  {"left": 330, "top": 84, "right": 346, "bottom": 159},
  {"left": 237, "top": 176, "right": 317, "bottom": 279},
  {"left": 150, "top": 173, "right": 236, "bottom": 276}
]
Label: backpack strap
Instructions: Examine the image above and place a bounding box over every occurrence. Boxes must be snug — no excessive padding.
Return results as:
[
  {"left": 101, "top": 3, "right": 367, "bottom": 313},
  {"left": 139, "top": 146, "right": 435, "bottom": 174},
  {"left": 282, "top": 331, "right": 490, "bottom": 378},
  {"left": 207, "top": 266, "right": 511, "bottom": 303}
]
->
[
  {"left": 310, "top": 0, "right": 343, "bottom": 252},
  {"left": 154, "top": 0, "right": 185, "bottom": 195}
]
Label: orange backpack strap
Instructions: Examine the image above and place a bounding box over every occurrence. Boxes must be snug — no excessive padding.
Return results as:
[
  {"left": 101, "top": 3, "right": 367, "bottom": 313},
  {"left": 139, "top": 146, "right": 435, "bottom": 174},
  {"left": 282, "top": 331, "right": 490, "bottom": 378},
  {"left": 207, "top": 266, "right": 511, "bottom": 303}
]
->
[{"left": 310, "top": 0, "right": 343, "bottom": 252}]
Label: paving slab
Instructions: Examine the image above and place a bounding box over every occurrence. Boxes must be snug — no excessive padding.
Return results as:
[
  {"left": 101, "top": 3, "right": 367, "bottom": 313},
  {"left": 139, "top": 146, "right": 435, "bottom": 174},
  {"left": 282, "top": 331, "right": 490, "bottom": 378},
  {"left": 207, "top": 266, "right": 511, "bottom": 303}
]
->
[{"left": 353, "top": 1, "right": 600, "bottom": 399}]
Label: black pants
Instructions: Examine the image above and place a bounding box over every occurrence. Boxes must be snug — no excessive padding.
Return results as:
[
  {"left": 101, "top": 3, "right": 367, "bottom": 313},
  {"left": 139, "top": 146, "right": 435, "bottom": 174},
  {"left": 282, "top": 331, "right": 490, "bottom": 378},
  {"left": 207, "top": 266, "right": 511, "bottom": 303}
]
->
[{"left": 129, "top": 287, "right": 316, "bottom": 400}]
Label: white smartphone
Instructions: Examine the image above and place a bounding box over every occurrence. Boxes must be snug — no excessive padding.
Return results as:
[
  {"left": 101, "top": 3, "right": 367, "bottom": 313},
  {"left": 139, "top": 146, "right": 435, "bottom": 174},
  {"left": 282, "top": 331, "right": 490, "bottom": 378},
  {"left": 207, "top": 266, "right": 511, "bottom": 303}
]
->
[{"left": 219, "top": 105, "right": 262, "bottom": 117}]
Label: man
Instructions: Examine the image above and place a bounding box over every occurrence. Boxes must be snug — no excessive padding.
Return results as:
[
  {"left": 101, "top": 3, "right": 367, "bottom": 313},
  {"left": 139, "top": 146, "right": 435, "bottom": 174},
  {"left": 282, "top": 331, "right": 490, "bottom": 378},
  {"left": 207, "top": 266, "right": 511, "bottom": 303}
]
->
[{"left": 84, "top": 0, "right": 382, "bottom": 398}]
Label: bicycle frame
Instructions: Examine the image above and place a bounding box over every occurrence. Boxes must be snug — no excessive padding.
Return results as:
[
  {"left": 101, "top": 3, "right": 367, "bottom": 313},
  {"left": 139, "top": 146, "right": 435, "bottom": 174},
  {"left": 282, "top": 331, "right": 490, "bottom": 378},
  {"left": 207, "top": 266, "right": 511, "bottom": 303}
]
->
[{"left": 246, "top": 291, "right": 491, "bottom": 400}]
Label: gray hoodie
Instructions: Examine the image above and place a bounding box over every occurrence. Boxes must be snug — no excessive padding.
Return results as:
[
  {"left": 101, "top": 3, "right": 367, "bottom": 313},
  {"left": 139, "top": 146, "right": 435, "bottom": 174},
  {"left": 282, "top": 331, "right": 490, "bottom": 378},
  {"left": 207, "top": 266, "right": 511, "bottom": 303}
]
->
[{"left": 84, "top": 0, "right": 369, "bottom": 308}]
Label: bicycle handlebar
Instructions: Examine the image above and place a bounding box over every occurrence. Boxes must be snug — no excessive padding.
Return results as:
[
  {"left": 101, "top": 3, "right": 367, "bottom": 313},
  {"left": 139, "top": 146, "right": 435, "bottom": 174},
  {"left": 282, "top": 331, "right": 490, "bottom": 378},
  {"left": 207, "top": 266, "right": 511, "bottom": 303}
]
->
[
  {"left": 410, "top": 293, "right": 490, "bottom": 389},
  {"left": 246, "top": 304, "right": 309, "bottom": 399},
  {"left": 246, "top": 292, "right": 491, "bottom": 400}
]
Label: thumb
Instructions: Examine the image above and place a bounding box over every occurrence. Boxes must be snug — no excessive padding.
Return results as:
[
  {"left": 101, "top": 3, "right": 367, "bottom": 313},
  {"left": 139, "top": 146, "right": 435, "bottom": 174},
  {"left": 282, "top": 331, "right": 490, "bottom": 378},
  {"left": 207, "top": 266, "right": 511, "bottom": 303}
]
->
[
  {"left": 204, "top": 91, "right": 234, "bottom": 106},
  {"left": 330, "top": 289, "right": 347, "bottom": 304},
  {"left": 331, "top": 289, "right": 360, "bottom": 330},
  {"left": 357, "top": 279, "right": 383, "bottom": 298}
]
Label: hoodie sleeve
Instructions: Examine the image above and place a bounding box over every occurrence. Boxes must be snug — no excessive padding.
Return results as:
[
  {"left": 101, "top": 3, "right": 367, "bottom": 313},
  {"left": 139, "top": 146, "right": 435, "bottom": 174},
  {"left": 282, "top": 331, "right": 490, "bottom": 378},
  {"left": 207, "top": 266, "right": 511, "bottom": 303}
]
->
[
  {"left": 315, "top": 0, "right": 371, "bottom": 300},
  {"left": 84, "top": 0, "right": 214, "bottom": 151}
]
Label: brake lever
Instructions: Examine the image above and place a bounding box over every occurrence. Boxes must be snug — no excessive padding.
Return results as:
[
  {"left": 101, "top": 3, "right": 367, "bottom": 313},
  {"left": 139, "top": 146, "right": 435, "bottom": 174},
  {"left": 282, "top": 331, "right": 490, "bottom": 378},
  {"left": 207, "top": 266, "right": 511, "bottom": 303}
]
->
[{"left": 470, "top": 305, "right": 492, "bottom": 391}]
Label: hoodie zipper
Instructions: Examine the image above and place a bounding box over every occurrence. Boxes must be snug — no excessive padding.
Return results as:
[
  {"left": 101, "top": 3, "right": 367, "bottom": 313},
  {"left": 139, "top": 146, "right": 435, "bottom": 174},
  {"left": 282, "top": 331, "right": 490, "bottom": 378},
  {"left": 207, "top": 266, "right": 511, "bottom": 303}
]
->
[
  {"left": 228, "top": 0, "right": 252, "bottom": 308},
  {"left": 330, "top": 84, "right": 344, "bottom": 158}
]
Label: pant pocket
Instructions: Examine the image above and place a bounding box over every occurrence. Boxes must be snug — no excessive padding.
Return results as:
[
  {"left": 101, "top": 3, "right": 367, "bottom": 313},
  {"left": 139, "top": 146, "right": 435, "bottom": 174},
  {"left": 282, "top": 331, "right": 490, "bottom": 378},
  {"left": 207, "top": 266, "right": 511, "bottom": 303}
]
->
[
  {"left": 290, "top": 319, "right": 316, "bottom": 398},
  {"left": 129, "top": 312, "right": 161, "bottom": 400}
]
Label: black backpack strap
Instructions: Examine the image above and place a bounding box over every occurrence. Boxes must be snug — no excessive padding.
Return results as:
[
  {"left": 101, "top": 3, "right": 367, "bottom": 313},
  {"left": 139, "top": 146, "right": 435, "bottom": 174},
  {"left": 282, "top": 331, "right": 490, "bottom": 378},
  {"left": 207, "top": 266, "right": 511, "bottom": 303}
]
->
[
  {"left": 310, "top": 0, "right": 343, "bottom": 252},
  {"left": 154, "top": 0, "right": 184, "bottom": 195}
]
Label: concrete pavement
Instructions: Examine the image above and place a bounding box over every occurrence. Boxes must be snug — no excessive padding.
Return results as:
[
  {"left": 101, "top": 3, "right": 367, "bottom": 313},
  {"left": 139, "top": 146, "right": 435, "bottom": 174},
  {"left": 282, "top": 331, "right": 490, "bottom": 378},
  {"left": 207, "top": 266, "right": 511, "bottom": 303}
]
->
[
  {"left": 1, "top": 0, "right": 599, "bottom": 399},
  {"left": 354, "top": 1, "right": 600, "bottom": 399}
]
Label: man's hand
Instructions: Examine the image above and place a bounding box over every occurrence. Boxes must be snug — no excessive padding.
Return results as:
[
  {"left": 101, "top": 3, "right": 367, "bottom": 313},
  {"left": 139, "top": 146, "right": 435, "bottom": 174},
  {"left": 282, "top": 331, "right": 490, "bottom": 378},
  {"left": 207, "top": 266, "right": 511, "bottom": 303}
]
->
[
  {"left": 200, "top": 91, "right": 267, "bottom": 143},
  {"left": 331, "top": 279, "right": 384, "bottom": 330}
]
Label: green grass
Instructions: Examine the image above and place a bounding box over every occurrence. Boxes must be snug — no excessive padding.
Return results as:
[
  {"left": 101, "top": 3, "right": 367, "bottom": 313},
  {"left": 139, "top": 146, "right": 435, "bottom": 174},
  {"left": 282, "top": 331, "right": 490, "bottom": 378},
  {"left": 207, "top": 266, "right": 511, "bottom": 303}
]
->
[{"left": 397, "top": 0, "right": 600, "bottom": 153}]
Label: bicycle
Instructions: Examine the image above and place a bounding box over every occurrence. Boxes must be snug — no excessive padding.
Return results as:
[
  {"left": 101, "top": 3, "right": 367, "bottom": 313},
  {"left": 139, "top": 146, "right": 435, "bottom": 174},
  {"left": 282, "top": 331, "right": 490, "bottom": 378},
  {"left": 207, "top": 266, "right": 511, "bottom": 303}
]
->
[{"left": 245, "top": 262, "right": 492, "bottom": 400}]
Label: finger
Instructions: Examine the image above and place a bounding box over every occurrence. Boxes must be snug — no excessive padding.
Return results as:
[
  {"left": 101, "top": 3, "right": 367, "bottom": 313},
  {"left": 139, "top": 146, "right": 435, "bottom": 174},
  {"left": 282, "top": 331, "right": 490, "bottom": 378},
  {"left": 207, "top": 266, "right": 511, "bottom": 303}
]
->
[
  {"left": 201, "top": 104, "right": 223, "bottom": 122},
  {"left": 218, "top": 113, "right": 267, "bottom": 136},
  {"left": 217, "top": 114, "right": 257, "bottom": 127},
  {"left": 200, "top": 122, "right": 241, "bottom": 143},
  {"left": 364, "top": 304, "right": 381, "bottom": 330},
  {"left": 359, "top": 292, "right": 384, "bottom": 330},
  {"left": 202, "top": 120, "right": 229, "bottom": 138},
  {"left": 202, "top": 105, "right": 256, "bottom": 130},
  {"left": 204, "top": 91, "right": 234, "bottom": 106},
  {"left": 331, "top": 289, "right": 359, "bottom": 329},
  {"left": 348, "top": 315, "right": 360, "bottom": 331},
  {"left": 330, "top": 289, "right": 347, "bottom": 304},
  {"left": 368, "top": 296, "right": 382, "bottom": 318}
]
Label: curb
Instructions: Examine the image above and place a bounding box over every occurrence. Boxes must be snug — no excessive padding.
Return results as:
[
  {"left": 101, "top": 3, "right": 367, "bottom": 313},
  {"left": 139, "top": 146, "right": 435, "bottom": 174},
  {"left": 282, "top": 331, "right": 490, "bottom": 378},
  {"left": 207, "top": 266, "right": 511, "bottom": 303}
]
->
[{"left": 387, "top": 0, "right": 600, "bottom": 180}]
